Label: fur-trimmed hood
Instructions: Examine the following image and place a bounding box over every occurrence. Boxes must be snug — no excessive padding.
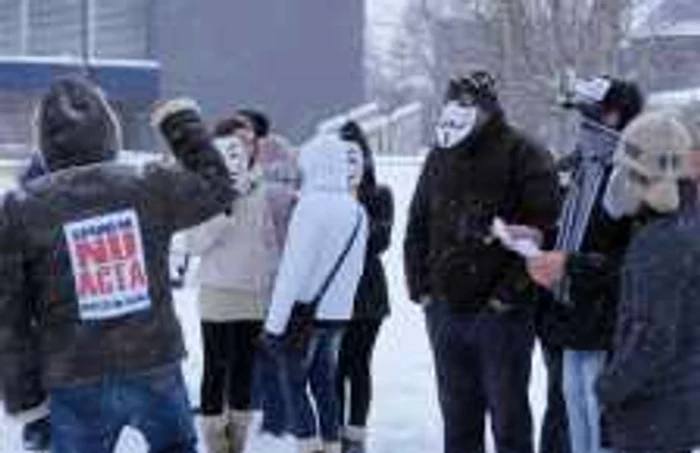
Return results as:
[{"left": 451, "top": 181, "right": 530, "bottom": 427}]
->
[{"left": 36, "top": 75, "right": 121, "bottom": 172}]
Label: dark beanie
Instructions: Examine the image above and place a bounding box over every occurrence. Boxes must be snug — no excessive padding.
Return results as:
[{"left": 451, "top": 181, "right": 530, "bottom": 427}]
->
[
  {"left": 447, "top": 70, "right": 501, "bottom": 112},
  {"left": 236, "top": 109, "right": 270, "bottom": 138},
  {"left": 37, "top": 75, "right": 120, "bottom": 171},
  {"left": 601, "top": 79, "right": 645, "bottom": 130}
]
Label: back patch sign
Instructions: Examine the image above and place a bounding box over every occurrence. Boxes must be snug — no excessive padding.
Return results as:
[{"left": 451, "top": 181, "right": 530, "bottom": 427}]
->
[{"left": 64, "top": 209, "right": 151, "bottom": 321}]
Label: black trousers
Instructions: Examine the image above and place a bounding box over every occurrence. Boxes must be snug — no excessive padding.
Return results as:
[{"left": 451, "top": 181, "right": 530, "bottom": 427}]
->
[
  {"left": 539, "top": 344, "right": 571, "bottom": 453},
  {"left": 200, "top": 320, "right": 261, "bottom": 415},
  {"left": 336, "top": 319, "right": 384, "bottom": 428},
  {"left": 425, "top": 302, "right": 535, "bottom": 453}
]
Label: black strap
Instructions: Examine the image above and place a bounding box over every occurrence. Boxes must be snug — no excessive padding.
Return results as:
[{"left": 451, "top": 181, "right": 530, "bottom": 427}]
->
[{"left": 310, "top": 210, "right": 363, "bottom": 309}]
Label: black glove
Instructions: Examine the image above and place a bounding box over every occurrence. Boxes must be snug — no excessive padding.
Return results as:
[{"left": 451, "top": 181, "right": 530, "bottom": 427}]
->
[
  {"left": 151, "top": 98, "right": 235, "bottom": 211},
  {"left": 258, "top": 331, "right": 287, "bottom": 358}
]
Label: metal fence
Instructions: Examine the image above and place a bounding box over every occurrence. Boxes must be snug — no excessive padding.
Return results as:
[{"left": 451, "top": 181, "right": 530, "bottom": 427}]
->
[{"left": 315, "top": 101, "right": 424, "bottom": 156}]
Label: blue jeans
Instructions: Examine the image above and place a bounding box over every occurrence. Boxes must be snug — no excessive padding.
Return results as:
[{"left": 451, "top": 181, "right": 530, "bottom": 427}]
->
[
  {"left": 277, "top": 325, "right": 345, "bottom": 442},
  {"left": 259, "top": 350, "right": 289, "bottom": 436},
  {"left": 50, "top": 364, "right": 197, "bottom": 453},
  {"left": 563, "top": 350, "right": 611, "bottom": 453}
]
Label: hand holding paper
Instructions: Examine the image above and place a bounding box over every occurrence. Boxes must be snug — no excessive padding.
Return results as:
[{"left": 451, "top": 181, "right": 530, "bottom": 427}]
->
[{"left": 490, "top": 217, "right": 543, "bottom": 259}]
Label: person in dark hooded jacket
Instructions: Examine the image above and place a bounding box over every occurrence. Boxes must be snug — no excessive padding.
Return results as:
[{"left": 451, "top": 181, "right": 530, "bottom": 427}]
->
[
  {"left": 404, "top": 70, "right": 560, "bottom": 453},
  {"left": 0, "top": 75, "right": 234, "bottom": 453},
  {"left": 593, "top": 110, "right": 700, "bottom": 453},
  {"left": 336, "top": 121, "right": 394, "bottom": 453}
]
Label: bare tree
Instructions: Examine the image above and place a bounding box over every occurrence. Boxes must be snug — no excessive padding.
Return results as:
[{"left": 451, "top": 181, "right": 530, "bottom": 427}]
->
[{"left": 377, "top": 0, "right": 653, "bottom": 153}]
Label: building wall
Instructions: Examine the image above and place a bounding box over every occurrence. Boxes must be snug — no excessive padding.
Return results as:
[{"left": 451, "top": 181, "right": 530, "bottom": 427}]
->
[
  {"left": 151, "top": 0, "right": 366, "bottom": 142},
  {"left": 623, "top": 35, "right": 700, "bottom": 93}
]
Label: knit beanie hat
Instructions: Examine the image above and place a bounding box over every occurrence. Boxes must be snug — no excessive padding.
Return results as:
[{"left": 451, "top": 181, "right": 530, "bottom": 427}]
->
[
  {"left": 445, "top": 70, "right": 500, "bottom": 112},
  {"left": 36, "top": 75, "right": 121, "bottom": 171},
  {"left": 604, "top": 110, "right": 693, "bottom": 216}
]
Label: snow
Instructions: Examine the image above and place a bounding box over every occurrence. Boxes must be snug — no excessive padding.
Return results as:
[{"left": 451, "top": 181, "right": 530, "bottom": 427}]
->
[{"left": 0, "top": 157, "right": 548, "bottom": 453}]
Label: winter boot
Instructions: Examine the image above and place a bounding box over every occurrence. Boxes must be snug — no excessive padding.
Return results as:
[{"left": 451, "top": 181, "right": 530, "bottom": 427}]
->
[
  {"left": 341, "top": 426, "right": 366, "bottom": 453},
  {"left": 227, "top": 410, "right": 252, "bottom": 453},
  {"left": 297, "top": 437, "right": 324, "bottom": 453},
  {"left": 324, "top": 441, "right": 343, "bottom": 453},
  {"left": 198, "top": 414, "right": 231, "bottom": 453}
]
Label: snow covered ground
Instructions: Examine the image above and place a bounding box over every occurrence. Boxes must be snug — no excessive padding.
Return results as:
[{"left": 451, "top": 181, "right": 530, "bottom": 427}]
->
[{"left": 0, "top": 157, "right": 547, "bottom": 452}]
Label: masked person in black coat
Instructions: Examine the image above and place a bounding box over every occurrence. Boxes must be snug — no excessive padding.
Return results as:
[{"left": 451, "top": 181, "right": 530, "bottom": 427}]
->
[
  {"left": 336, "top": 121, "right": 394, "bottom": 453},
  {"left": 404, "top": 70, "right": 560, "bottom": 453}
]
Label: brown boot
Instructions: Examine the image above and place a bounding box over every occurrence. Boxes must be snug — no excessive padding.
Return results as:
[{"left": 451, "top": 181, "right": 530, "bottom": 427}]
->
[
  {"left": 227, "top": 410, "right": 252, "bottom": 453},
  {"left": 341, "top": 426, "right": 366, "bottom": 453},
  {"left": 324, "top": 441, "right": 342, "bottom": 453},
  {"left": 297, "top": 437, "right": 324, "bottom": 453},
  {"left": 197, "top": 414, "right": 231, "bottom": 453}
]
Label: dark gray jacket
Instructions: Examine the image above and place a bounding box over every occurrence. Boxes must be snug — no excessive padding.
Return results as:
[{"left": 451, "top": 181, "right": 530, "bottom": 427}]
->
[
  {"left": 0, "top": 78, "right": 233, "bottom": 413},
  {"left": 596, "top": 201, "right": 700, "bottom": 452}
]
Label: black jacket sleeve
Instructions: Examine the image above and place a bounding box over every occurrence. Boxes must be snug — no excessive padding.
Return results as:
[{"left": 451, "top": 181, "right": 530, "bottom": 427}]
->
[
  {"left": 565, "top": 204, "right": 632, "bottom": 288},
  {"left": 148, "top": 101, "right": 236, "bottom": 231},
  {"left": 492, "top": 138, "right": 561, "bottom": 306},
  {"left": 404, "top": 151, "right": 437, "bottom": 302},
  {"left": 0, "top": 193, "right": 46, "bottom": 414},
  {"left": 366, "top": 185, "right": 394, "bottom": 256}
]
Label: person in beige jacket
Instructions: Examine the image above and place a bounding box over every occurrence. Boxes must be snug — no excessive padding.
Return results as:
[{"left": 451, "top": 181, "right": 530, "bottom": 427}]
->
[{"left": 188, "top": 113, "right": 297, "bottom": 453}]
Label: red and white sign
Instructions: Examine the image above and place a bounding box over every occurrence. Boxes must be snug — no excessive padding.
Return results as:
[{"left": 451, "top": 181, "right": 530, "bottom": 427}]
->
[{"left": 64, "top": 209, "right": 151, "bottom": 321}]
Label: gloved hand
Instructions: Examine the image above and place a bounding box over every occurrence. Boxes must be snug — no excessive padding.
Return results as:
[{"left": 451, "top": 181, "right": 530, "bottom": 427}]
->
[
  {"left": 258, "top": 331, "right": 287, "bottom": 358},
  {"left": 150, "top": 98, "right": 236, "bottom": 212}
]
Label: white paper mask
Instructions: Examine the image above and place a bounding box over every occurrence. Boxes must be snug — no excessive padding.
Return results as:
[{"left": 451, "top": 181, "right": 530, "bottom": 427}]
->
[
  {"left": 434, "top": 102, "right": 478, "bottom": 149},
  {"left": 214, "top": 135, "right": 253, "bottom": 193}
]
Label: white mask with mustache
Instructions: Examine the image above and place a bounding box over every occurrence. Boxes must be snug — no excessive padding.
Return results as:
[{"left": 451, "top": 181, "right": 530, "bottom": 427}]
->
[{"left": 435, "top": 101, "right": 478, "bottom": 149}]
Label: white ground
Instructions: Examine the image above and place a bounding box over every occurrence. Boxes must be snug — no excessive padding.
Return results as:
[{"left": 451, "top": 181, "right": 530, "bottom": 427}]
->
[{"left": 0, "top": 158, "right": 547, "bottom": 453}]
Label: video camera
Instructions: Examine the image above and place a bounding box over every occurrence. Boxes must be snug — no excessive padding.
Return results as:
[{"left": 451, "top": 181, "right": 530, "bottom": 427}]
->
[{"left": 557, "top": 69, "right": 614, "bottom": 123}]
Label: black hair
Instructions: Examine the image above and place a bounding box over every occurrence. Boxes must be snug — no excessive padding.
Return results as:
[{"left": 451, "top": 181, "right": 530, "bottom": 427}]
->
[
  {"left": 340, "top": 120, "right": 377, "bottom": 195},
  {"left": 213, "top": 116, "right": 251, "bottom": 138},
  {"left": 236, "top": 109, "right": 270, "bottom": 138}
]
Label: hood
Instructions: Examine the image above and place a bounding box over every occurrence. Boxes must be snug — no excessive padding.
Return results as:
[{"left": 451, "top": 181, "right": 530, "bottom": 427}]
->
[
  {"left": 36, "top": 75, "right": 121, "bottom": 172},
  {"left": 298, "top": 134, "right": 363, "bottom": 193}
]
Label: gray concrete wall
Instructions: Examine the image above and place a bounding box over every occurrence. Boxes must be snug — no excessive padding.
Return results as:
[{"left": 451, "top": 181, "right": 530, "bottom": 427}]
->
[{"left": 151, "top": 1, "right": 365, "bottom": 142}]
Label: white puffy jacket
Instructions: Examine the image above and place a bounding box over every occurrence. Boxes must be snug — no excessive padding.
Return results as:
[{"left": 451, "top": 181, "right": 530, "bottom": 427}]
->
[{"left": 264, "top": 134, "right": 368, "bottom": 335}]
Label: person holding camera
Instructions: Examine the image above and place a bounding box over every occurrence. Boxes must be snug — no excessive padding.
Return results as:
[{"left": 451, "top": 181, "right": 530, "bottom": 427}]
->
[
  {"left": 404, "top": 70, "right": 560, "bottom": 453},
  {"left": 0, "top": 75, "right": 235, "bottom": 453},
  {"left": 528, "top": 79, "right": 644, "bottom": 453}
]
